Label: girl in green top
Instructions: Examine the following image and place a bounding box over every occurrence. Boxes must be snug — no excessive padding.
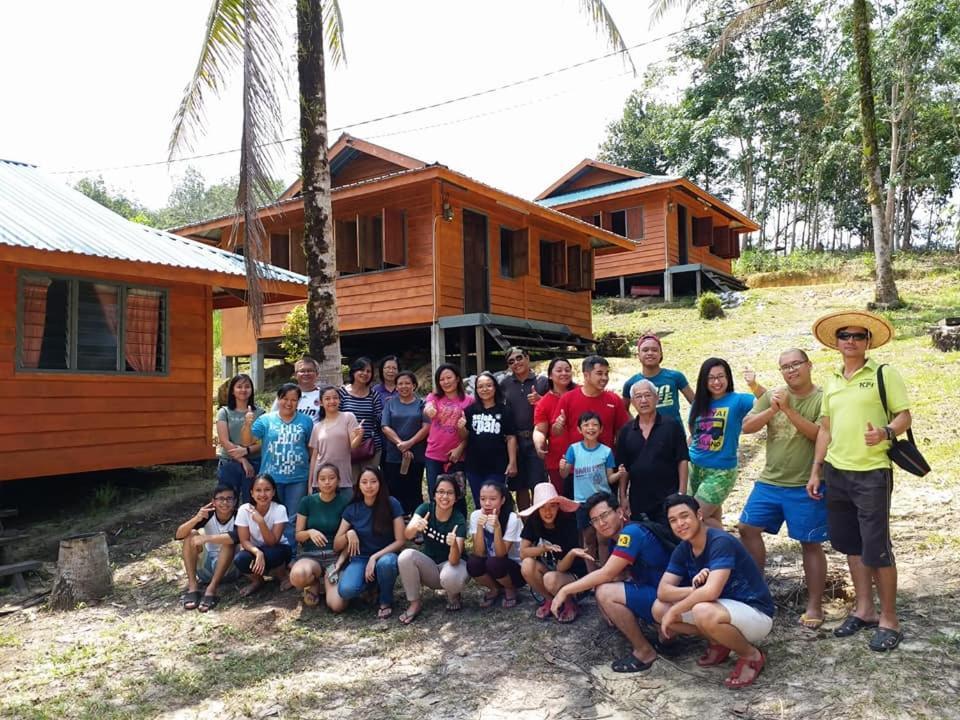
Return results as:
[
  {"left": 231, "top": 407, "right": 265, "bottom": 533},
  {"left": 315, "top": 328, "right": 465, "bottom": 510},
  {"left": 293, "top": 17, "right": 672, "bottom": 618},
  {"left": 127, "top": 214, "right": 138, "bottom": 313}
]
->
[
  {"left": 396, "top": 475, "right": 470, "bottom": 623},
  {"left": 289, "top": 464, "right": 350, "bottom": 607}
]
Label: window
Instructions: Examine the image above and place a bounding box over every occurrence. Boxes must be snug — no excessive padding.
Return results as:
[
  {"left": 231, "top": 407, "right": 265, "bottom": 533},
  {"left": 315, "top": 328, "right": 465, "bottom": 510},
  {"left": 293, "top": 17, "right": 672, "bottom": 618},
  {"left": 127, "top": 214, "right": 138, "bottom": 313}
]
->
[
  {"left": 335, "top": 208, "right": 406, "bottom": 275},
  {"left": 610, "top": 210, "right": 627, "bottom": 236},
  {"left": 18, "top": 273, "right": 167, "bottom": 374},
  {"left": 270, "top": 233, "right": 290, "bottom": 270},
  {"left": 539, "top": 239, "right": 566, "bottom": 288},
  {"left": 499, "top": 227, "right": 528, "bottom": 279}
]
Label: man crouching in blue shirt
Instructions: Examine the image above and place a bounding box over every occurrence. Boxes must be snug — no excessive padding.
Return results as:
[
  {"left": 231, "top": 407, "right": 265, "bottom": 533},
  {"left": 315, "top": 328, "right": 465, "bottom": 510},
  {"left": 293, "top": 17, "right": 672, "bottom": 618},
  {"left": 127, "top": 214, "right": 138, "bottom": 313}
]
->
[
  {"left": 550, "top": 492, "right": 670, "bottom": 673},
  {"left": 653, "top": 494, "right": 774, "bottom": 689}
]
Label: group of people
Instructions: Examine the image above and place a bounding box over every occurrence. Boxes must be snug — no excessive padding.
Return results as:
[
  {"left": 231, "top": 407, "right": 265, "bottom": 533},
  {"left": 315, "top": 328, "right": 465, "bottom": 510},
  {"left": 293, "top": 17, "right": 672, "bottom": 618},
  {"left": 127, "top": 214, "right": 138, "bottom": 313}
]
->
[{"left": 180, "top": 309, "right": 912, "bottom": 689}]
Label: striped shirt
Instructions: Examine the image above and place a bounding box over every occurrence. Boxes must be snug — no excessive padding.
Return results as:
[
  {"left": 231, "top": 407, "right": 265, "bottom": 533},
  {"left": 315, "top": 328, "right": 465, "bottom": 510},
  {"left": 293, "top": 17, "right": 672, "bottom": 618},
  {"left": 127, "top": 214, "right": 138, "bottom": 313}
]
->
[{"left": 338, "top": 387, "right": 384, "bottom": 450}]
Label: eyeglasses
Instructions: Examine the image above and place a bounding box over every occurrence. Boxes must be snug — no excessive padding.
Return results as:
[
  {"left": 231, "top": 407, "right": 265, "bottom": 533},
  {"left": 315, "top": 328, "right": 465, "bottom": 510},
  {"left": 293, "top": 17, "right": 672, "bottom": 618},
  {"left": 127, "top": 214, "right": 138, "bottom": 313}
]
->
[
  {"left": 707, "top": 374, "right": 727, "bottom": 383},
  {"left": 779, "top": 361, "right": 808, "bottom": 373},
  {"left": 434, "top": 489, "right": 456, "bottom": 496},
  {"left": 296, "top": 368, "right": 317, "bottom": 374},
  {"left": 589, "top": 508, "right": 616, "bottom": 526},
  {"left": 213, "top": 496, "right": 235, "bottom": 503},
  {"left": 836, "top": 331, "right": 868, "bottom": 341}
]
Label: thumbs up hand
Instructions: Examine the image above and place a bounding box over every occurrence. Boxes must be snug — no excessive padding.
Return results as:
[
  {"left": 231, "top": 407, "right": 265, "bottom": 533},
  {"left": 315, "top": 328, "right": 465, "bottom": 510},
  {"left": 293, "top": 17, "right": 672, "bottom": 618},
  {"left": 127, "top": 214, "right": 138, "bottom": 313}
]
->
[
  {"left": 864, "top": 422, "right": 887, "bottom": 447},
  {"left": 551, "top": 410, "right": 566, "bottom": 436},
  {"left": 445, "top": 525, "right": 459, "bottom": 547}
]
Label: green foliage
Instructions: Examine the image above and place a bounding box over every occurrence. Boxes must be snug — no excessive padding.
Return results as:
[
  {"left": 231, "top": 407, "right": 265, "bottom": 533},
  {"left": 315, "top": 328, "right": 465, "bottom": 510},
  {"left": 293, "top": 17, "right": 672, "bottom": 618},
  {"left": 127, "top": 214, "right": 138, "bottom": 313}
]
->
[
  {"left": 74, "top": 177, "right": 158, "bottom": 225},
  {"left": 280, "top": 304, "right": 310, "bottom": 365},
  {"left": 696, "top": 291, "right": 724, "bottom": 319}
]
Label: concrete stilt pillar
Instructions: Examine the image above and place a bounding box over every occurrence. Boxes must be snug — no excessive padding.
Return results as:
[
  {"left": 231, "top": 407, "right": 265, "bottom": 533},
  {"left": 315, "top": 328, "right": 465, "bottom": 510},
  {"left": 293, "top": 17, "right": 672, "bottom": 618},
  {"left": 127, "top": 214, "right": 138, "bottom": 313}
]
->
[
  {"left": 663, "top": 272, "right": 674, "bottom": 303},
  {"left": 251, "top": 344, "right": 265, "bottom": 392},
  {"left": 430, "top": 323, "right": 446, "bottom": 374},
  {"left": 475, "top": 326, "right": 486, "bottom": 374},
  {"left": 619, "top": 276, "right": 625, "bottom": 298}
]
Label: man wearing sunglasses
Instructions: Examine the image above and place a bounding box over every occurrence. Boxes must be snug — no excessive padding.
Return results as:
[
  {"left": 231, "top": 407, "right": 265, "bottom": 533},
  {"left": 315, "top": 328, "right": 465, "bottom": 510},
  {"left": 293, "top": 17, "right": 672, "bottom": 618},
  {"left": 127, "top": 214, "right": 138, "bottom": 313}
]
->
[
  {"left": 739, "top": 349, "right": 826, "bottom": 630},
  {"left": 499, "top": 346, "right": 550, "bottom": 511},
  {"left": 808, "top": 311, "right": 912, "bottom": 652}
]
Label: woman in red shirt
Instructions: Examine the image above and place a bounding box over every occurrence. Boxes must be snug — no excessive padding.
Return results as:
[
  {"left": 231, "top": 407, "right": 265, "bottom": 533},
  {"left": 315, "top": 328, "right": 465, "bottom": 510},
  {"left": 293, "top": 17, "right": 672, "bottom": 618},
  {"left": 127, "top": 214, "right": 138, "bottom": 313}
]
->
[{"left": 533, "top": 357, "right": 577, "bottom": 494}]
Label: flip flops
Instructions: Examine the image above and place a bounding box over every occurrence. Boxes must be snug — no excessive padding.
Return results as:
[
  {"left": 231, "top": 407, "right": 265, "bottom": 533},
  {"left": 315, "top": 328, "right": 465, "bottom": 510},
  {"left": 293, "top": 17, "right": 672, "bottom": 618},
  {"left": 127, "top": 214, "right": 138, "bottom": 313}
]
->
[
  {"left": 833, "top": 615, "right": 879, "bottom": 637},
  {"left": 869, "top": 627, "right": 904, "bottom": 652},
  {"left": 798, "top": 613, "right": 825, "bottom": 630},
  {"left": 611, "top": 654, "right": 656, "bottom": 673},
  {"left": 180, "top": 590, "right": 201, "bottom": 610},
  {"left": 535, "top": 598, "right": 553, "bottom": 620},
  {"left": 557, "top": 599, "right": 579, "bottom": 624},
  {"left": 479, "top": 591, "right": 500, "bottom": 609},
  {"left": 197, "top": 595, "right": 219, "bottom": 613}
]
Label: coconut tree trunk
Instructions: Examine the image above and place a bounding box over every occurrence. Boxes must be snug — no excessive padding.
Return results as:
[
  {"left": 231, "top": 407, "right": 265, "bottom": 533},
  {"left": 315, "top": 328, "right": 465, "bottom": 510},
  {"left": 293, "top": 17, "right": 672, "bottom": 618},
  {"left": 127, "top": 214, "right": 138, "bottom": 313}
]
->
[
  {"left": 297, "top": 0, "right": 343, "bottom": 385},
  {"left": 852, "top": 0, "right": 900, "bottom": 306}
]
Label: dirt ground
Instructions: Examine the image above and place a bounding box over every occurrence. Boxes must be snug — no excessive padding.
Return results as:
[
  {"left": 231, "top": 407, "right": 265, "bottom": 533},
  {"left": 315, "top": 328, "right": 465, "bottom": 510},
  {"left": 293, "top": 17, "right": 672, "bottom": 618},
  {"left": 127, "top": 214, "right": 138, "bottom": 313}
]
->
[{"left": 2, "top": 279, "right": 960, "bottom": 720}]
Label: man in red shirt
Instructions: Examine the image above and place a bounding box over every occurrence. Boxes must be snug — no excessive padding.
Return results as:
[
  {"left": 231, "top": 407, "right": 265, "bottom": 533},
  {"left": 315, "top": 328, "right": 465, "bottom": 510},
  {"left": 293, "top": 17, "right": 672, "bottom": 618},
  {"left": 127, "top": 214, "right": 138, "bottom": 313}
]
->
[{"left": 553, "top": 355, "right": 630, "bottom": 455}]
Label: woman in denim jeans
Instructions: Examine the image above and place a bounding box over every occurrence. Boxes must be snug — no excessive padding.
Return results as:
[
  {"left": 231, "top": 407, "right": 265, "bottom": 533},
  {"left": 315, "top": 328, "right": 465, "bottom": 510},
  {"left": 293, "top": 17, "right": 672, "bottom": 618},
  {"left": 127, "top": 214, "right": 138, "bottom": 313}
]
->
[
  {"left": 326, "top": 467, "right": 405, "bottom": 619},
  {"left": 215, "top": 374, "right": 263, "bottom": 502}
]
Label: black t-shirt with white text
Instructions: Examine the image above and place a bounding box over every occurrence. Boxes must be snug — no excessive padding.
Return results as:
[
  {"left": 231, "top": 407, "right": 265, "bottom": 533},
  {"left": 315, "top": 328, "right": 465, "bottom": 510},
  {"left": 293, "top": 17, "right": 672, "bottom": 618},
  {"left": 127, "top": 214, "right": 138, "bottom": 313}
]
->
[{"left": 464, "top": 402, "right": 517, "bottom": 476}]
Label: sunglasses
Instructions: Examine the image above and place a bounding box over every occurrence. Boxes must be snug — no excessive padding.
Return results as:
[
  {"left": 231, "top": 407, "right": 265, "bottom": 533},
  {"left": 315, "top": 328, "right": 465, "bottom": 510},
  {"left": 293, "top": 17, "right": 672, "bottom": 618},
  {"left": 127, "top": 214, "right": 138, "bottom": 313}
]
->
[{"left": 836, "top": 331, "right": 869, "bottom": 341}]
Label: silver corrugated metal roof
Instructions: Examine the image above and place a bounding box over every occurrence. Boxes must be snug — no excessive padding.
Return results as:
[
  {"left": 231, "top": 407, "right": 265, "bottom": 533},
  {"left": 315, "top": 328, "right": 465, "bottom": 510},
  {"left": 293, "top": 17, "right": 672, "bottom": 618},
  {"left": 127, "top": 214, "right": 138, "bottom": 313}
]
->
[
  {"left": 0, "top": 159, "right": 307, "bottom": 285},
  {"left": 537, "top": 175, "right": 679, "bottom": 207}
]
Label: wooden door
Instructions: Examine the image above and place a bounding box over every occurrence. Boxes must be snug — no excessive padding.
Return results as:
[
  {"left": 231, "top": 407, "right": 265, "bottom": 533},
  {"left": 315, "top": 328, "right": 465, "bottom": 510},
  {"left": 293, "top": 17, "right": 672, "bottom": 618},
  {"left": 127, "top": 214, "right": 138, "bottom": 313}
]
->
[
  {"left": 462, "top": 209, "right": 489, "bottom": 313},
  {"left": 677, "top": 205, "right": 689, "bottom": 265}
]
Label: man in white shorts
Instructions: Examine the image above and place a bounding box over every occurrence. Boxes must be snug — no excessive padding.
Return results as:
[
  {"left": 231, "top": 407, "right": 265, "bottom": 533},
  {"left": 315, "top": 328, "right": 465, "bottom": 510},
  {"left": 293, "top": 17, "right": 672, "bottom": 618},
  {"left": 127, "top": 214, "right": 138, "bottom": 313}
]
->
[{"left": 652, "top": 494, "right": 775, "bottom": 689}]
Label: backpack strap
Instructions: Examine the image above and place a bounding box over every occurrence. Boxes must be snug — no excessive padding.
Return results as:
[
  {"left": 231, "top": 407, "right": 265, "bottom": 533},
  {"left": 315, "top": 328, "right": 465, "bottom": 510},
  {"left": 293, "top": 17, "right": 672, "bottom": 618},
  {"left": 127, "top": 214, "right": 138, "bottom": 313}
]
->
[{"left": 876, "top": 363, "right": 918, "bottom": 445}]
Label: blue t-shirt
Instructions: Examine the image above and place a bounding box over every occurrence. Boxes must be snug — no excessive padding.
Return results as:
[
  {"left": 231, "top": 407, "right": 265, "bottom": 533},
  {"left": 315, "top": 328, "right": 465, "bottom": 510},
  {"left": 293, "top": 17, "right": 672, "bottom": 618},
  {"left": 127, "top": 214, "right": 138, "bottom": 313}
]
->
[
  {"left": 609, "top": 522, "right": 670, "bottom": 589},
  {"left": 666, "top": 528, "right": 775, "bottom": 617},
  {"left": 564, "top": 441, "right": 615, "bottom": 502},
  {"left": 688, "top": 392, "right": 755, "bottom": 469},
  {"left": 341, "top": 496, "right": 404, "bottom": 557},
  {"left": 251, "top": 411, "right": 314, "bottom": 484},
  {"left": 623, "top": 368, "right": 690, "bottom": 426},
  {"left": 381, "top": 396, "right": 427, "bottom": 464}
]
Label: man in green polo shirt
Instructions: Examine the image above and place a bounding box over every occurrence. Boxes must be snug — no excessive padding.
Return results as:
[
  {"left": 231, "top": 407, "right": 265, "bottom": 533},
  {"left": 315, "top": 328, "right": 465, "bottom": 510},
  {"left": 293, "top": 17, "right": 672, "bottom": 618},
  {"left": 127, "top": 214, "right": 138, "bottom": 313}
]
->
[{"left": 807, "top": 310, "right": 912, "bottom": 652}]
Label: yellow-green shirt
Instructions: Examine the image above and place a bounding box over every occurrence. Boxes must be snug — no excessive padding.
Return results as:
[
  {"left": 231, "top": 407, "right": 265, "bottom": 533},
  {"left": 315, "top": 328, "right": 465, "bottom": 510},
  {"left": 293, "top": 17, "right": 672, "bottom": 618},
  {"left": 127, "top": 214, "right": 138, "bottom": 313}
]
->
[{"left": 821, "top": 358, "right": 910, "bottom": 471}]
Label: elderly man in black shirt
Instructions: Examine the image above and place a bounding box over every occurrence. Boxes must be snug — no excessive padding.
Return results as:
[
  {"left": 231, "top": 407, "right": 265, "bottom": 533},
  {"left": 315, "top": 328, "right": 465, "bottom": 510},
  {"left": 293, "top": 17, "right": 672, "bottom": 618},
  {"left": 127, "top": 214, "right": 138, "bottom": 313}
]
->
[
  {"left": 499, "top": 347, "right": 550, "bottom": 511},
  {"left": 616, "top": 379, "right": 689, "bottom": 525}
]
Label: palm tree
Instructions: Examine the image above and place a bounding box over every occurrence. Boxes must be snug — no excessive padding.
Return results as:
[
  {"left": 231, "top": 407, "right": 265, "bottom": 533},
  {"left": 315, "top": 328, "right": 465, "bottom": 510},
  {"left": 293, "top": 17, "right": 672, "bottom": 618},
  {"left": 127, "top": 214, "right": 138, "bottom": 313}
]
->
[
  {"left": 171, "top": 1, "right": 635, "bottom": 385},
  {"left": 649, "top": 0, "right": 901, "bottom": 306}
]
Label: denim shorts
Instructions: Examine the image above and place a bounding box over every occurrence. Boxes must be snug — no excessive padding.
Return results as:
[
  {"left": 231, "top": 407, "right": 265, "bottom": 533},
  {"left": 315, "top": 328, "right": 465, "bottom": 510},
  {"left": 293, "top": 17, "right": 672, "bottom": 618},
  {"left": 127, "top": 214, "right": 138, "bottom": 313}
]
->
[
  {"left": 197, "top": 550, "right": 239, "bottom": 583},
  {"left": 739, "top": 482, "right": 828, "bottom": 543}
]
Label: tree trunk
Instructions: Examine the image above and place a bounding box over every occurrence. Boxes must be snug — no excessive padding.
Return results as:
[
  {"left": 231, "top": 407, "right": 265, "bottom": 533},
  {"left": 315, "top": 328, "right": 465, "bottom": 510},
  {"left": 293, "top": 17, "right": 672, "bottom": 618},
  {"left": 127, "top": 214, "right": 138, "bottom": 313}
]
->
[
  {"left": 852, "top": 0, "right": 900, "bottom": 306},
  {"left": 49, "top": 532, "right": 112, "bottom": 610},
  {"left": 298, "top": 1, "right": 343, "bottom": 386}
]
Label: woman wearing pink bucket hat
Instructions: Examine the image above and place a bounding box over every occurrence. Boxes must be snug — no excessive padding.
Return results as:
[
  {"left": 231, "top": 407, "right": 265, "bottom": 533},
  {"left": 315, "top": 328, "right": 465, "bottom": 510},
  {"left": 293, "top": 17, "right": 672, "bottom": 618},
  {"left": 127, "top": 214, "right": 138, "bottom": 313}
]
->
[{"left": 519, "top": 483, "right": 591, "bottom": 623}]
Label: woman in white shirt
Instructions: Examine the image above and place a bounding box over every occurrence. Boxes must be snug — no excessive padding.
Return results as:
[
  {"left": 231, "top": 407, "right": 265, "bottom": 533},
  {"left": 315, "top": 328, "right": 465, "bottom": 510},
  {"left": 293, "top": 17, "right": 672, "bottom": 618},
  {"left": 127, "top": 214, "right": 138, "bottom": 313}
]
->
[
  {"left": 467, "top": 481, "right": 525, "bottom": 608},
  {"left": 234, "top": 474, "right": 292, "bottom": 597}
]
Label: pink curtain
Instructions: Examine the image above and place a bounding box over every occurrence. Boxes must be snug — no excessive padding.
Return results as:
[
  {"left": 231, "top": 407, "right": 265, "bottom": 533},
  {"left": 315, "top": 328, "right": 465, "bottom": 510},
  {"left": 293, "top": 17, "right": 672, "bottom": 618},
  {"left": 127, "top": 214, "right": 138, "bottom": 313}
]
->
[
  {"left": 125, "top": 290, "right": 160, "bottom": 372},
  {"left": 21, "top": 280, "right": 49, "bottom": 368},
  {"left": 93, "top": 285, "right": 119, "bottom": 334}
]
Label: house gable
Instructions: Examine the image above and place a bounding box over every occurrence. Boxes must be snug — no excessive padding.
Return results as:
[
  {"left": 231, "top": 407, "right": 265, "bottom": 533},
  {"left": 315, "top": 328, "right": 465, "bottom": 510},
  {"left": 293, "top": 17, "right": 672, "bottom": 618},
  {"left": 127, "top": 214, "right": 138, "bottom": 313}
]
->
[{"left": 535, "top": 159, "right": 648, "bottom": 201}]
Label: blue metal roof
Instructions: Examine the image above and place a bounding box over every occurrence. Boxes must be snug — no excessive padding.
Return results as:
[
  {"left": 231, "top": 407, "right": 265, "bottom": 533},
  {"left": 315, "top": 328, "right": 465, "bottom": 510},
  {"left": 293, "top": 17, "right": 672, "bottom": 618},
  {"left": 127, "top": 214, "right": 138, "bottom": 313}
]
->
[
  {"left": 0, "top": 159, "right": 307, "bottom": 286},
  {"left": 537, "top": 175, "right": 679, "bottom": 207}
]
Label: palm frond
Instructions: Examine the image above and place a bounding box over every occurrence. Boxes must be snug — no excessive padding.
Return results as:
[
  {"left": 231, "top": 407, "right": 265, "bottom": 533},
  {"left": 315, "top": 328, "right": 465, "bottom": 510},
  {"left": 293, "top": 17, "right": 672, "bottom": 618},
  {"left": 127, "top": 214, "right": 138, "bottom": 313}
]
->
[
  {"left": 708, "top": 0, "right": 794, "bottom": 65},
  {"left": 648, "top": 0, "right": 699, "bottom": 28},
  {"left": 168, "top": 0, "right": 244, "bottom": 159},
  {"left": 578, "top": 0, "right": 638, "bottom": 76},
  {"left": 323, "top": 0, "right": 347, "bottom": 67},
  {"left": 233, "top": 0, "right": 286, "bottom": 332}
]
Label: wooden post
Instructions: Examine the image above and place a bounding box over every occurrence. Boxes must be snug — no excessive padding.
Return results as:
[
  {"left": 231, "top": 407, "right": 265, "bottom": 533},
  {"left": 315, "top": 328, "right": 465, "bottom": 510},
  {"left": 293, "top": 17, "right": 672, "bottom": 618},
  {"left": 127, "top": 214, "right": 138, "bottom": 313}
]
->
[
  {"left": 430, "top": 323, "right": 446, "bottom": 374},
  {"left": 222, "top": 355, "right": 235, "bottom": 380},
  {"left": 475, "top": 326, "right": 486, "bottom": 374},
  {"left": 695, "top": 270, "right": 702, "bottom": 297},
  {"left": 619, "top": 276, "right": 625, "bottom": 298},
  {"left": 49, "top": 532, "right": 112, "bottom": 610},
  {"left": 458, "top": 327, "right": 470, "bottom": 377},
  {"left": 663, "top": 271, "right": 674, "bottom": 303}
]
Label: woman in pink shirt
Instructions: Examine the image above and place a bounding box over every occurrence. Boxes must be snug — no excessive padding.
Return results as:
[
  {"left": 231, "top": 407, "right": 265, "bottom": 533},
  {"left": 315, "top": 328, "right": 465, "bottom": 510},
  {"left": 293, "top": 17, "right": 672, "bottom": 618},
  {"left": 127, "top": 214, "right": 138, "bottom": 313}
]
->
[{"left": 424, "top": 363, "right": 472, "bottom": 516}]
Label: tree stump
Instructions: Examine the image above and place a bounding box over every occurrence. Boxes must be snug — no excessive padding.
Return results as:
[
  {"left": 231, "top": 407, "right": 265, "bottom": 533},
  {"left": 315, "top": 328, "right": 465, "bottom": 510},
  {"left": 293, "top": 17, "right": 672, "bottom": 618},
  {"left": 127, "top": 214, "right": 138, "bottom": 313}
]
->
[
  {"left": 49, "top": 532, "right": 112, "bottom": 610},
  {"left": 931, "top": 318, "right": 960, "bottom": 352}
]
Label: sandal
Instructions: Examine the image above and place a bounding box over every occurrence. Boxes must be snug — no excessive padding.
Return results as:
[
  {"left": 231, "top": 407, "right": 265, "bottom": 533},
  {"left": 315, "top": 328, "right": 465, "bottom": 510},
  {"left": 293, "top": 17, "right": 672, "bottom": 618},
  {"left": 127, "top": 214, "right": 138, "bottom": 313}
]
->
[
  {"left": 398, "top": 608, "right": 419, "bottom": 625},
  {"left": 501, "top": 593, "right": 518, "bottom": 609},
  {"left": 197, "top": 594, "right": 219, "bottom": 613},
  {"left": 697, "top": 643, "right": 731, "bottom": 667},
  {"left": 302, "top": 587, "right": 321, "bottom": 607},
  {"left": 798, "top": 613, "right": 824, "bottom": 630},
  {"left": 869, "top": 627, "right": 903, "bottom": 652},
  {"left": 535, "top": 598, "right": 553, "bottom": 620},
  {"left": 833, "top": 615, "right": 879, "bottom": 638},
  {"left": 557, "top": 599, "right": 579, "bottom": 624},
  {"left": 611, "top": 653, "right": 656, "bottom": 673},
  {"left": 324, "top": 560, "right": 342, "bottom": 586},
  {"left": 724, "top": 650, "right": 766, "bottom": 689},
  {"left": 180, "top": 590, "right": 201, "bottom": 610},
  {"left": 445, "top": 596, "right": 462, "bottom": 612},
  {"left": 479, "top": 591, "right": 500, "bottom": 609},
  {"left": 377, "top": 605, "right": 393, "bottom": 620}
]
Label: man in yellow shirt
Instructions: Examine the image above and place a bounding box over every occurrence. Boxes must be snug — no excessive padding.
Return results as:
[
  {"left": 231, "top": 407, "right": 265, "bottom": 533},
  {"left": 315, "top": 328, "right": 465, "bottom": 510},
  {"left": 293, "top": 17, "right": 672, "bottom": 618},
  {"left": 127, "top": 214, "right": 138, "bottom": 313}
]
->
[{"left": 807, "top": 310, "right": 911, "bottom": 652}]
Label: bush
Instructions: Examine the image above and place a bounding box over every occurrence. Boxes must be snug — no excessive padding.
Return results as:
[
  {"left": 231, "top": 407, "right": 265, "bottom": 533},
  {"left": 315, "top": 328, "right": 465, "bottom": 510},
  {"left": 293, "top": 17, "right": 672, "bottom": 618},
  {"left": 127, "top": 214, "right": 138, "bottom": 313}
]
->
[
  {"left": 280, "top": 304, "right": 309, "bottom": 365},
  {"left": 594, "top": 331, "right": 633, "bottom": 358},
  {"left": 697, "top": 291, "right": 724, "bottom": 320}
]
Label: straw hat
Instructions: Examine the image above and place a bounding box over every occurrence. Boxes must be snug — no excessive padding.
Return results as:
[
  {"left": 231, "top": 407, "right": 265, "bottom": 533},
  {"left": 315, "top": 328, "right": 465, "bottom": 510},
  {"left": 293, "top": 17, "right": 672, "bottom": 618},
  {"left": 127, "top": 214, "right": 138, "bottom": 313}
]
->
[
  {"left": 812, "top": 310, "right": 894, "bottom": 350},
  {"left": 518, "top": 482, "right": 581, "bottom": 517}
]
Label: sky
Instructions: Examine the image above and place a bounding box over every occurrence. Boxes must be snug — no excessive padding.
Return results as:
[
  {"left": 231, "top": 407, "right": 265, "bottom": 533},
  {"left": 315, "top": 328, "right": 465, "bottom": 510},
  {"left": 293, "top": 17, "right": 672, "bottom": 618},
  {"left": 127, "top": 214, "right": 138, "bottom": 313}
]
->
[{"left": 0, "top": 1, "right": 685, "bottom": 210}]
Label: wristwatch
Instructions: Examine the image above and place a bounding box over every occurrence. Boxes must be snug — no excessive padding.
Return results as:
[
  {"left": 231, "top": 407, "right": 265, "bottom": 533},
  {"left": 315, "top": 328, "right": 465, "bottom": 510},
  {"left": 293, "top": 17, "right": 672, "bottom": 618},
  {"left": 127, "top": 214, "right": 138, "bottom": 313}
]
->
[{"left": 883, "top": 425, "right": 894, "bottom": 440}]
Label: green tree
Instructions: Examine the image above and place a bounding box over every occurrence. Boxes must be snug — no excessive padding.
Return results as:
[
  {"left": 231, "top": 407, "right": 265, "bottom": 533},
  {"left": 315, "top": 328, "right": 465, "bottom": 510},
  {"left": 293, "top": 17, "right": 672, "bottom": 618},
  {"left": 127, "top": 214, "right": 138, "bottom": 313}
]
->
[
  {"left": 74, "top": 176, "right": 158, "bottom": 226},
  {"left": 171, "top": 0, "right": 637, "bottom": 385},
  {"left": 155, "top": 166, "right": 285, "bottom": 229}
]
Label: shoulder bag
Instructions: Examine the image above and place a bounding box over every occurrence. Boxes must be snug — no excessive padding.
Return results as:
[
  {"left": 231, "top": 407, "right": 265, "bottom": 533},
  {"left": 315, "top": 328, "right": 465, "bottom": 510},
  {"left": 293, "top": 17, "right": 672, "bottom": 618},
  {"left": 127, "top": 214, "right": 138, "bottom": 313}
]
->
[{"left": 877, "top": 365, "right": 930, "bottom": 477}]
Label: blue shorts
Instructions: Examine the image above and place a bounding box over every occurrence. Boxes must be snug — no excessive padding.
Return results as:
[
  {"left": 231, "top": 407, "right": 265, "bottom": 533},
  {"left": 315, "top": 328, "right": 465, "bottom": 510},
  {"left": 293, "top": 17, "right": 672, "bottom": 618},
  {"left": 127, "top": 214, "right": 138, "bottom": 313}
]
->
[
  {"left": 739, "top": 482, "right": 828, "bottom": 544},
  {"left": 197, "top": 550, "right": 239, "bottom": 583},
  {"left": 623, "top": 581, "right": 657, "bottom": 623}
]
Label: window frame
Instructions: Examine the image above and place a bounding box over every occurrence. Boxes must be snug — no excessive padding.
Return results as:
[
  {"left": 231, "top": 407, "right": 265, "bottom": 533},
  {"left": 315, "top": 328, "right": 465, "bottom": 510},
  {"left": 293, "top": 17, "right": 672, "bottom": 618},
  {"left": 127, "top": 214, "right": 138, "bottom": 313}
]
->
[
  {"left": 498, "top": 226, "right": 529, "bottom": 280},
  {"left": 15, "top": 271, "right": 169, "bottom": 376},
  {"left": 334, "top": 208, "right": 407, "bottom": 277}
]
